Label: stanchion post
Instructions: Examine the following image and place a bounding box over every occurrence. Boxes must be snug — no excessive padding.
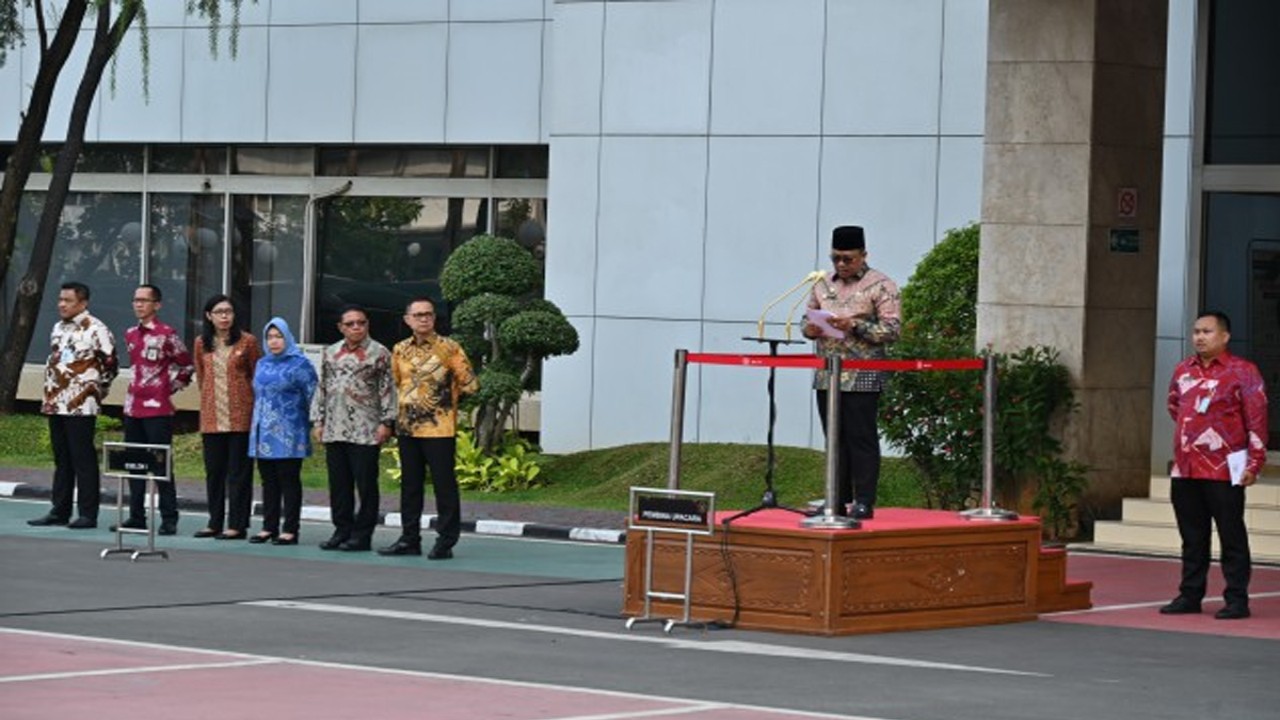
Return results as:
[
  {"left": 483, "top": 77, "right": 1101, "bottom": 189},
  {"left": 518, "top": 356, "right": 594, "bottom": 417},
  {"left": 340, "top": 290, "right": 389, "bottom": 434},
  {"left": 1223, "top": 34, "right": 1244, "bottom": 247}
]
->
[
  {"left": 802, "top": 356, "right": 859, "bottom": 528},
  {"left": 962, "top": 355, "right": 1018, "bottom": 521},
  {"left": 667, "top": 349, "right": 689, "bottom": 490}
]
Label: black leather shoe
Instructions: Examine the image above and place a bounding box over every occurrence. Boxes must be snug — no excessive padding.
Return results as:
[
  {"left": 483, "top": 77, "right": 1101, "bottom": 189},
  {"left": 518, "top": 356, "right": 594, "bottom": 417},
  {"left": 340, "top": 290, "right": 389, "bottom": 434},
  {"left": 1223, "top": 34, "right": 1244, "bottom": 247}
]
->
[
  {"left": 319, "top": 535, "right": 348, "bottom": 551},
  {"left": 1214, "top": 605, "right": 1251, "bottom": 620},
  {"left": 109, "top": 519, "right": 146, "bottom": 532},
  {"left": 338, "top": 539, "right": 371, "bottom": 552},
  {"left": 28, "top": 515, "right": 70, "bottom": 527},
  {"left": 1158, "top": 597, "right": 1202, "bottom": 615},
  {"left": 272, "top": 534, "right": 298, "bottom": 546},
  {"left": 248, "top": 532, "right": 275, "bottom": 544},
  {"left": 158, "top": 522, "right": 178, "bottom": 536},
  {"left": 427, "top": 545, "right": 454, "bottom": 561},
  {"left": 67, "top": 517, "right": 97, "bottom": 529},
  {"left": 852, "top": 503, "right": 875, "bottom": 520},
  {"left": 193, "top": 528, "right": 219, "bottom": 538},
  {"left": 377, "top": 539, "right": 422, "bottom": 556},
  {"left": 216, "top": 530, "right": 246, "bottom": 540}
]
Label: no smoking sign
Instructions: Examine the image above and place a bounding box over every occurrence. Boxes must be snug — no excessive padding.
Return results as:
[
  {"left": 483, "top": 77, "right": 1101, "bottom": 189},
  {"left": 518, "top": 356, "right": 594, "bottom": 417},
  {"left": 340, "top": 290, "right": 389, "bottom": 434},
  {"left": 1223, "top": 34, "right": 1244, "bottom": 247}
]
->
[{"left": 1117, "top": 187, "right": 1138, "bottom": 219}]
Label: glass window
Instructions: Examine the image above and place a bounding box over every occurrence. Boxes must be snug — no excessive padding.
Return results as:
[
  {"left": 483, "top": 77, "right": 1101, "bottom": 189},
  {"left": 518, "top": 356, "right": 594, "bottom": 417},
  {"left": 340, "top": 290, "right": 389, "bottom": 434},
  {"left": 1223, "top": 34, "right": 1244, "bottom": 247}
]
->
[
  {"left": 1, "top": 192, "right": 142, "bottom": 362},
  {"left": 496, "top": 145, "right": 549, "bottom": 179},
  {"left": 148, "top": 194, "right": 226, "bottom": 343},
  {"left": 495, "top": 197, "right": 547, "bottom": 266},
  {"left": 149, "top": 146, "right": 229, "bottom": 175},
  {"left": 317, "top": 146, "right": 488, "bottom": 178},
  {"left": 78, "top": 144, "right": 145, "bottom": 173},
  {"left": 233, "top": 146, "right": 314, "bottom": 176},
  {"left": 314, "top": 196, "right": 487, "bottom": 346},
  {"left": 1205, "top": 0, "right": 1280, "bottom": 164},
  {"left": 229, "top": 195, "right": 307, "bottom": 339}
]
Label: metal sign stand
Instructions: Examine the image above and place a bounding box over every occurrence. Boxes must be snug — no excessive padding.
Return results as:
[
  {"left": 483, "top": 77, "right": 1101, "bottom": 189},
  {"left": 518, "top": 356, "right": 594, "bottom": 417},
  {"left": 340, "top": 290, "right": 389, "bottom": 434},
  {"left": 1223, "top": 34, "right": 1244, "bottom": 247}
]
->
[
  {"left": 625, "top": 487, "right": 716, "bottom": 634},
  {"left": 100, "top": 441, "right": 172, "bottom": 561}
]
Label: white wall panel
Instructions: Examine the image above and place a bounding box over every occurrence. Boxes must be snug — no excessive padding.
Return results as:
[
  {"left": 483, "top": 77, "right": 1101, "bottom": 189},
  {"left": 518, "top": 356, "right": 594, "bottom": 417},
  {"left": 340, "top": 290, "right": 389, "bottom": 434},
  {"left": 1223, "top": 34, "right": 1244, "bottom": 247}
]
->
[
  {"left": 355, "top": 23, "right": 447, "bottom": 142},
  {"left": 696, "top": 320, "right": 817, "bottom": 449},
  {"left": 182, "top": 25, "right": 269, "bottom": 141},
  {"left": 25, "top": 30, "right": 97, "bottom": 142},
  {"left": 824, "top": 0, "right": 943, "bottom": 135},
  {"left": 98, "top": 29, "right": 183, "bottom": 142},
  {"left": 450, "top": 0, "right": 545, "bottom": 21},
  {"left": 935, "top": 135, "right": 983, "bottom": 239},
  {"left": 547, "top": 1, "right": 603, "bottom": 136},
  {"left": 538, "top": 316, "right": 595, "bottom": 452},
  {"left": 266, "top": 25, "right": 357, "bottom": 142},
  {"left": 939, "top": 0, "right": 988, "bottom": 135},
  {"left": 709, "top": 0, "right": 823, "bottom": 136},
  {"left": 271, "top": 0, "right": 357, "bottom": 25},
  {"left": 1164, "top": 0, "right": 1196, "bottom": 137},
  {"left": 0, "top": 38, "right": 22, "bottom": 139},
  {"left": 445, "top": 22, "right": 543, "bottom": 143},
  {"left": 819, "top": 137, "right": 938, "bottom": 286},
  {"left": 1151, "top": 336, "right": 1183, "bottom": 468},
  {"left": 595, "top": 136, "right": 707, "bottom": 319},
  {"left": 1157, "top": 136, "right": 1193, "bottom": 338},
  {"left": 600, "top": 0, "right": 712, "bottom": 135},
  {"left": 359, "top": 0, "right": 449, "bottom": 23},
  {"left": 703, "top": 136, "right": 822, "bottom": 322},
  {"left": 545, "top": 137, "right": 600, "bottom": 316},
  {"left": 591, "top": 318, "right": 702, "bottom": 449}
]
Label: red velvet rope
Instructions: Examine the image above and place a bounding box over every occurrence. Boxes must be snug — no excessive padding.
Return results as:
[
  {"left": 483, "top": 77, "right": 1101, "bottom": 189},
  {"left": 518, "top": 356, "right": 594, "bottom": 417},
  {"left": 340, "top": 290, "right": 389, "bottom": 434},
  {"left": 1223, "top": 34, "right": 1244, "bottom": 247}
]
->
[{"left": 684, "top": 353, "right": 985, "bottom": 372}]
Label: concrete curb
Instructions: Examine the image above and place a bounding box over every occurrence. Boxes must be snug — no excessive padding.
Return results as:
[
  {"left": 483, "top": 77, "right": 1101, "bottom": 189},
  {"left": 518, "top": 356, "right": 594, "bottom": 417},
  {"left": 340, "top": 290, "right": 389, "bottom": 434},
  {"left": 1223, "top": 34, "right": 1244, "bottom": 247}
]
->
[{"left": 1, "top": 482, "right": 627, "bottom": 545}]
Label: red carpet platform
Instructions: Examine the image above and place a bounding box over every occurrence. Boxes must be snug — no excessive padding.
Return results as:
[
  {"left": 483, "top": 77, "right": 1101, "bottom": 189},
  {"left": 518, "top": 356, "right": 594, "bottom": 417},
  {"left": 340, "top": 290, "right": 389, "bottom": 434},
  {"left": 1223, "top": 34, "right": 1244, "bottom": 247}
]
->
[{"left": 623, "top": 507, "right": 1091, "bottom": 635}]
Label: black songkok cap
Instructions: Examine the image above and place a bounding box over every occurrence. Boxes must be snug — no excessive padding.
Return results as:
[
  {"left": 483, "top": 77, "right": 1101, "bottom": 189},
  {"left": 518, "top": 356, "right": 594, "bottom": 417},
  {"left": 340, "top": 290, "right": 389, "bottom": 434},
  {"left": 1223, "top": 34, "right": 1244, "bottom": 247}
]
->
[{"left": 831, "top": 225, "right": 865, "bottom": 251}]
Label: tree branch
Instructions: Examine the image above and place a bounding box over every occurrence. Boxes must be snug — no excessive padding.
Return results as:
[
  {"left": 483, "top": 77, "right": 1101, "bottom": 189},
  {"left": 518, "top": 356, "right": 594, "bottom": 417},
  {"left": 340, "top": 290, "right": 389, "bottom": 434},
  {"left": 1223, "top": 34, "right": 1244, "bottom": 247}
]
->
[{"left": 34, "top": 0, "right": 48, "bottom": 53}]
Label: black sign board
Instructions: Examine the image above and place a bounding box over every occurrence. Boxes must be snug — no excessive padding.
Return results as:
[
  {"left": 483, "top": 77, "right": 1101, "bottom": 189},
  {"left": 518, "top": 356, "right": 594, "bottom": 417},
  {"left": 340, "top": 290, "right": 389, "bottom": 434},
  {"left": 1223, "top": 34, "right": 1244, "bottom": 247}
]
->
[
  {"left": 629, "top": 488, "right": 715, "bottom": 534},
  {"left": 104, "top": 443, "right": 171, "bottom": 480}
]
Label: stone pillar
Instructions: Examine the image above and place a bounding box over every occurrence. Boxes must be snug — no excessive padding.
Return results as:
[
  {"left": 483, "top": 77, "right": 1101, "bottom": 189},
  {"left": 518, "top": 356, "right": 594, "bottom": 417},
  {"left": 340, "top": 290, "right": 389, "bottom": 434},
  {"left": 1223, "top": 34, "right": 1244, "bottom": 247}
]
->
[{"left": 978, "top": 0, "right": 1168, "bottom": 520}]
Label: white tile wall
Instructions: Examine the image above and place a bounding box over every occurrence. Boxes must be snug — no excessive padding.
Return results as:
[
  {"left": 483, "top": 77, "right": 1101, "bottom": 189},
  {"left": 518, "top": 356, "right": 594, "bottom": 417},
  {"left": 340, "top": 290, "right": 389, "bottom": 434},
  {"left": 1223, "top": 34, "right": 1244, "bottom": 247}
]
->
[
  {"left": 935, "top": 135, "right": 984, "bottom": 239},
  {"left": 703, "top": 136, "right": 822, "bottom": 322},
  {"left": 547, "top": 1, "right": 603, "bottom": 136},
  {"left": 272, "top": 0, "right": 357, "bottom": 25},
  {"left": 600, "top": 0, "right": 712, "bottom": 135},
  {"left": 709, "top": 0, "right": 824, "bottom": 136},
  {"left": 0, "top": 36, "right": 23, "bottom": 140},
  {"left": 595, "top": 136, "right": 707, "bottom": 320},
  {"left": 939, "top": 0, "right": 988, "bottom": 136},
  {"left": 445, "top": 21, "right": 544, "bottom": 143},
  {"left": 355, "top": 23, "right": 448, "bottom": 142},
  {"left": 539, "top": 315, "right": 595, "bottom": 451},
  {"left": 450, "top": 0, "right": 546, "bottom": 22},
  {"left": 590, "top": 318, "right": 702, "bottom": 448},
  {"left": 824, "top": 0, "right": 944, "bottom": 135},
  {"left": 97, "top": 29, "right": 183, "bottom": 142},
  {"left": 545, "top": 136, "right": 600, "bottom": 317},
  {"left": 25, "top": 30, "right": 98, "bottom": 142},
  {"left": 359, "top": 0, "right": 449, "bottom": 23},
  {"left": 266, "top": 25, "right": 357, "bottom": 142},
  {"left": 182, "top": 25, "right": 269, "bottom": 142}
]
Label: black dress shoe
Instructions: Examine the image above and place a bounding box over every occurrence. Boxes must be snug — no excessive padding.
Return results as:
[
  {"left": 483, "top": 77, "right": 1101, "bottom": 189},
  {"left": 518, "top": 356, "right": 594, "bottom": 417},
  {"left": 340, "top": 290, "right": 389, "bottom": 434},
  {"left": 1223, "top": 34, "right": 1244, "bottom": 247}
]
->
[
  {"left": 216, "top": 530, "right": 246, "bottom": 540},
  {"left": 338, "top": 539, "right": 371, "bottom": 552},
  {"left": 319, "top": 535, "right": 349, "bottom": 551},
  {"left": 248, "top": 532, "right": 275, "bottom": 544},
  {"left": 852, "top": 503, "right": 875, "bottom": 520},
  {"left": 109, "top": 519, "right": 146, "bottom": 532},
  {"left": 67, "top": 517, "right": 97, "bottom": 529},
  {"left": 427, "top": 545, "right": 454, "bottom": 561},
  {"left": 272, "top": 534, "right": 298, "bottom": 546},
  {"left": 377, "top": 539, "right": 422, "bottom": 556},
  {"left": 28, "top": 514, "right": 70, "bottom": 527},
  {"left": 193, "top": 528, "right": 219, "bottom": 538},
  {"left": 1214, "top": 605, "right": 1251, "bottom": 620},
  {"left": 158, "top": 522, "right": 178, "bottom": 536},
  {"left": 1158, "top": 597, "right": 1202, "bottom": 615}
]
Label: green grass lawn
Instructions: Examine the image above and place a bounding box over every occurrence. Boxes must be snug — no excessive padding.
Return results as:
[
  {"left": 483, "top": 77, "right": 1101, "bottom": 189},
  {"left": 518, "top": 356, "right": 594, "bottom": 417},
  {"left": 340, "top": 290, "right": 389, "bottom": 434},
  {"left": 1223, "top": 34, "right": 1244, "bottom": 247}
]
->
[{"left": 0, "top": 412, "right": 925, "bottom": 512}]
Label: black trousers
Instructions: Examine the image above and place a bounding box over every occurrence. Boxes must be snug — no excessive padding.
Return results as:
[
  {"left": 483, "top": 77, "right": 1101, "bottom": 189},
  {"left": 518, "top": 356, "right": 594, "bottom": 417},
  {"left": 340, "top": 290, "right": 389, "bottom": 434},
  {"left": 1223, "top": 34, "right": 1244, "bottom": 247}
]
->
[
  {"left": 1171, "top": 477, "right": 1252, "bottom": 607},
  {"left": 815, "top": 390, "right": 881, "bottom": 510},
  {"left": 258, "top": 458, "right": 303, "bottom": 535},
  {"left": 47, "top": 415, "right": 100, "bottom": 521},
  {"left": 325, "top": 442, "right": 382, "bottom": 543},
  {"left": 202, "top": 432, "right": 253, "bottom": 533},
  {"left": 397, "top": 436, "right": 460, "bottom": 548},
  {"left": 124, "top": 415, "right": 177, "bottom": 525}
]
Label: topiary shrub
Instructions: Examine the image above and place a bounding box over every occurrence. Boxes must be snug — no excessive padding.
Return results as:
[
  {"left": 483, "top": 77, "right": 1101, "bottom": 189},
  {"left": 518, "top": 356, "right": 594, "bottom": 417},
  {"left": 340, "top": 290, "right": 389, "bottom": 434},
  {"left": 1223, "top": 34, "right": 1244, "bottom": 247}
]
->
[{"left": 880, "top": 223, "right": 1088, "bottom": 539}]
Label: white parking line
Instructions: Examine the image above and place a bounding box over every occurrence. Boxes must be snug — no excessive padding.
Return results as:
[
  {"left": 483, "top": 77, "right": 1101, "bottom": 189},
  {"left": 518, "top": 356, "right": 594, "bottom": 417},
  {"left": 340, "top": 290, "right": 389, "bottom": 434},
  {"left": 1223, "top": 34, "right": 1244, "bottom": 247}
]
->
[{"left": 0, "top": 658, "right": 278, "bottom": 684}]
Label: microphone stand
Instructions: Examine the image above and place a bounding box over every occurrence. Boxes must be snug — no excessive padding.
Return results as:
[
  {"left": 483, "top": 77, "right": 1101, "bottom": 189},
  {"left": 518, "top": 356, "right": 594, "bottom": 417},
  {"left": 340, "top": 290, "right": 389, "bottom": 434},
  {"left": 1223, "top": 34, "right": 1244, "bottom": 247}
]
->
[{"left": 724, "top": 336, "right": 809, "bottom": 524}]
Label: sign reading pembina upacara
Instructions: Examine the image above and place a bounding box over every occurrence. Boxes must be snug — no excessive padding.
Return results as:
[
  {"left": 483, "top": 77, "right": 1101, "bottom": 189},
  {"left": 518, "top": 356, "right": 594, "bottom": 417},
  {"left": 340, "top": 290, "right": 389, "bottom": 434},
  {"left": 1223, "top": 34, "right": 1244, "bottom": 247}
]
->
[
  {"left": 630, "top": 488, "right": 715, "bottom": 533},
  {"left": 106, "top": 446, "right": 169, "bottom": 479}
]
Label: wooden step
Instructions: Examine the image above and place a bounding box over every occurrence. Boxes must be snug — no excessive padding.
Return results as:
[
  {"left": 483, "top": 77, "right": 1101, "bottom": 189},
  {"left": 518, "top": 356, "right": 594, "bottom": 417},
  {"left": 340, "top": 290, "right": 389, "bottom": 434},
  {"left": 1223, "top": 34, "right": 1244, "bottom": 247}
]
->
[
  {"left": 1035, "top": 547, "right": 1092, "bottom": 613},
  {"left": 1090, "top": 520, "right": 1280, "bottom": 563}
]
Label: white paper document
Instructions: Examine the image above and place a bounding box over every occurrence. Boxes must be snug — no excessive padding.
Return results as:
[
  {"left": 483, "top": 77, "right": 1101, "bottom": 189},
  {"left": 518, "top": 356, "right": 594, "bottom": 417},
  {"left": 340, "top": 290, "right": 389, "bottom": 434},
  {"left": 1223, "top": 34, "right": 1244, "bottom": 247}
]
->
[
  {"left": 1227, "top": 449, "right": 1248, "bottom": 486},
  {"left": 805, "top": 309, "right": 844, "bottom": 339}
]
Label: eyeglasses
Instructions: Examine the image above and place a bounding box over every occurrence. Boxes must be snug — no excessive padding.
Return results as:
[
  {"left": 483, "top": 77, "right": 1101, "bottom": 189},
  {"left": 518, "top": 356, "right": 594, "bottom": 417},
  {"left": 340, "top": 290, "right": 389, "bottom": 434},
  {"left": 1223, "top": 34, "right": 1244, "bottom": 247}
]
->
[
  {"left": 132, "top": 297, "right": 158, "bottom": 304},
  {"left": 341, "top": 320, "right": 368, "bottom": 327},
  {"left": 209, "top": 308, "right": 234, "bottom": 316},
  {"left": 408, "top": 312, "right": 435, "bottom": 320},
  {"left": 830, "top": 253, "right": 863, "bottom": 265}
]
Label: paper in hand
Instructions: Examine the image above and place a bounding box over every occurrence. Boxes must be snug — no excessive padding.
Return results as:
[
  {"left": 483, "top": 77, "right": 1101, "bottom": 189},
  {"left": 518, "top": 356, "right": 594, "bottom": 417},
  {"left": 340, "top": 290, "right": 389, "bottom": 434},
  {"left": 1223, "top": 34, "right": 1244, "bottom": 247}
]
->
[
  {"left": 1227, "top": 449, "right": 1248, "bottom": 486},
  {"left": 805, "top": 309, "right": 844, "bottom": 339}
]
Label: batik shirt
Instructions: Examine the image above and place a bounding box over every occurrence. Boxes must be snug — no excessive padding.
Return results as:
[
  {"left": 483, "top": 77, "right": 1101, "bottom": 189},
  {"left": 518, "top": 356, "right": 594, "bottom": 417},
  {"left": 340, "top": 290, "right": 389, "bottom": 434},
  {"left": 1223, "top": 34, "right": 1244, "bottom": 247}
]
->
[
  {"left": 311, "top": 337, "right": 395, "bottom": 445},
  {"left": 43, "top": 311, "right": 118, "bottom": 416},
  {"left": 391, "top": 333, "right": 477, "bottom": 438},
  {"left": 1167, "top": 351, "right": 1269, "bottom": 481},
  {"left": 124, "top": 319, "right": 194, "bottom": 418},
  {"left": 807, "top": 267, "right": 902, "bottom": 392}
]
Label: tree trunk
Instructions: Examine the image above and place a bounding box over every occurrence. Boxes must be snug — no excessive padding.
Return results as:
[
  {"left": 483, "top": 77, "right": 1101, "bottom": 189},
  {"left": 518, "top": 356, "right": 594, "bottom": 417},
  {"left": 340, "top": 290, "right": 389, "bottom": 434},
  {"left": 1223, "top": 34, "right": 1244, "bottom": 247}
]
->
[{"left": 0, "top": 2, "right": 137, "bottom": 413}]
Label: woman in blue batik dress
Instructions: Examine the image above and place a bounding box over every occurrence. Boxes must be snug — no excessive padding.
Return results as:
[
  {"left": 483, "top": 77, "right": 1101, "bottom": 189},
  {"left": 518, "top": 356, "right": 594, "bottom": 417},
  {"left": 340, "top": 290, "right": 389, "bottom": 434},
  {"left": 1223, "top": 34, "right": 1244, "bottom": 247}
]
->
[{"left": 248, "top": 317, "right": 317, "bottom": 546}]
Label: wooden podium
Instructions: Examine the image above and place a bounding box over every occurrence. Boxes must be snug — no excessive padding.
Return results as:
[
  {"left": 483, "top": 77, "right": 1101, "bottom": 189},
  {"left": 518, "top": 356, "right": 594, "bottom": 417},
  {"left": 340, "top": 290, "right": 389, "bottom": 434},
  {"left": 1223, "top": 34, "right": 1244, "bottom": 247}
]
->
[{"left": 623, "top": 508, "right": 1090, "bottom": 635}]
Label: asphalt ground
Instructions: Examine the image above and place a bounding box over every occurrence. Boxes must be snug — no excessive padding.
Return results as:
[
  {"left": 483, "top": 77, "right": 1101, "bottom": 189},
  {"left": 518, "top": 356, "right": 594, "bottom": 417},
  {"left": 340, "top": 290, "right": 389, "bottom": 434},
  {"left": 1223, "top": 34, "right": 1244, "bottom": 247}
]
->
[{"left": 3, "top": 494, "right": 1279, "bottom": 720}]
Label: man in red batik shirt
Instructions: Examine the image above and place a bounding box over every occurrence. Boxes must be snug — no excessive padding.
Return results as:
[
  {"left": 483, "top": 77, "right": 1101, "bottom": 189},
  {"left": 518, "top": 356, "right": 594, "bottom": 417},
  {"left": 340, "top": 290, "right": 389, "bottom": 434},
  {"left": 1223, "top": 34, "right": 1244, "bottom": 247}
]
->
[{"left": 1160, "top": 311, "right": 1269, "bottom": 620}]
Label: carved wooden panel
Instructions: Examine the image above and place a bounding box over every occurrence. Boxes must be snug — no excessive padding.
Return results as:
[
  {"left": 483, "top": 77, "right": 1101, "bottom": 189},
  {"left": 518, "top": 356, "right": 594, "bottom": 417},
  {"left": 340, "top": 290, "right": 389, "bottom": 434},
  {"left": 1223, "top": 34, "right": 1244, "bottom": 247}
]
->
[{"left": 839, "top": 543, "right": 1029, "bottom": 615}]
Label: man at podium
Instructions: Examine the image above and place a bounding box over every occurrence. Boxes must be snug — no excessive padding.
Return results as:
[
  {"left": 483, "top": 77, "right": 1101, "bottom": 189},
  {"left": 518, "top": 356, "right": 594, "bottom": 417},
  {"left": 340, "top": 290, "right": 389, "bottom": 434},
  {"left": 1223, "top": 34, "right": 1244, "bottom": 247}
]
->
[{"left": 802, "top": 226, "right": 901, "bottom": 520}]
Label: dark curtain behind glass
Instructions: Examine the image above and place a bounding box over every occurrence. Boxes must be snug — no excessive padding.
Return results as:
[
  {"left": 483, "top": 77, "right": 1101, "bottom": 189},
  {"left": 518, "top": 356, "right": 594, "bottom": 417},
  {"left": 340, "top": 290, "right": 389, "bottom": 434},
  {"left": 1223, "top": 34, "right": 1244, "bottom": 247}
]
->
[{"left": 1206, "top": 0, "right": 1280, "bottom": 164}]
